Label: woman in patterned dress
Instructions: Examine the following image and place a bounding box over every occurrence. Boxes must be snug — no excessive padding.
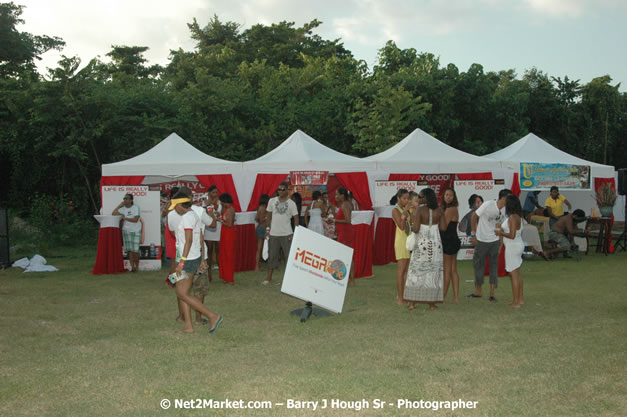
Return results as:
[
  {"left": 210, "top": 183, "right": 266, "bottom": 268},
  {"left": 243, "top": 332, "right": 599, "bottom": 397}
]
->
[{"left": 404, "top": 188, "right": 447, "bottom": 311}]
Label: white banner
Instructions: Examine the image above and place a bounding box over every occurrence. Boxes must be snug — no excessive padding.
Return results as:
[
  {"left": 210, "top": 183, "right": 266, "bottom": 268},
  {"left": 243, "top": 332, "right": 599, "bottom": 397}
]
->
[
  {"left": 454, "top": 180, "right": 500, "bottom": 260},
  {"left": 101, "top": 185, "right": 161, "bottom": 271},
  {"left": 281, "top": 226, "right": 353, "bottom": 314},
  {"left": 373, "top": 181, "right": 419, "bottom": 207}
]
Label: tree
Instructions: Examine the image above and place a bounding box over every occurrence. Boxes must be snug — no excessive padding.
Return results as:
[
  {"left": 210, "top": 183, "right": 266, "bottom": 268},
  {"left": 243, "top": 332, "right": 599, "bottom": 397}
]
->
[
  {"left": 349, "top": 83, "right": 431, "bottom": 154},
  {"left": 0, "top": 2, "right": 64, "bottom": 77},
  {"left": 579, "top": 76, "right": 622, "bottom": 166}
]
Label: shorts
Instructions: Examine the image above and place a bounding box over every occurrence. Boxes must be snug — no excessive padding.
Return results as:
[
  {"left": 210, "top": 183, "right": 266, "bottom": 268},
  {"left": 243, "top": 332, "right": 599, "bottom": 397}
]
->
[
  {"left": 192, "top": 267, "right": 209, "bottom": 296},
  {"left": 122, "top": 231, "right": 141, "bottom": 253},
  {"left": 180, "top": 256, "right": 202, "bottom": 274},
  {"left": 267, "top": 235, "right": 292, "bottom": 269},
  {"left": 256, "top": 225, "right": 267, "bottom": 239},
  {"left": 549, "top": 232, "right": 571, "bottom": 250}
]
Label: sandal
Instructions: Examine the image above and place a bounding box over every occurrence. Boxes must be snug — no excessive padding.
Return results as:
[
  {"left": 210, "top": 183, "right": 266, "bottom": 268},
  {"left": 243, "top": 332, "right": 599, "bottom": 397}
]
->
[{"left": 209, "top": 316, "right": 223, "bottom": 334}]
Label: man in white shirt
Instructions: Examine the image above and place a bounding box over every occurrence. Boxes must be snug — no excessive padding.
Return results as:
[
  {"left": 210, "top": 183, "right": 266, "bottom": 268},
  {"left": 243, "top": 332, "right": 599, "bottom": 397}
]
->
[
  {"left": 113, "top": 193, "right": 141, "bottom": 272},
  {"left": 469, "top": 189, "right": 512, "bottom": 301},
  {"left": 264, "top": 182, "right": 299, "bottom": 285}
]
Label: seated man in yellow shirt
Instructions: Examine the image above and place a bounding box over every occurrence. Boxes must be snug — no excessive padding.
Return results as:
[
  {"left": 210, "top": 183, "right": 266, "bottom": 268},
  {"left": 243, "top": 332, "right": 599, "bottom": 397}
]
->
[{"left": 545, "top": 186, "right": 572, "bottom": 225}]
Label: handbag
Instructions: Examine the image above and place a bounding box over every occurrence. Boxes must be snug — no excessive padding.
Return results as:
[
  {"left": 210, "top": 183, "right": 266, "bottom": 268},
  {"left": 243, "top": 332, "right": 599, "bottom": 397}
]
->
[{"left": 405, "top": 232, "right": 417, "bottom": 251}]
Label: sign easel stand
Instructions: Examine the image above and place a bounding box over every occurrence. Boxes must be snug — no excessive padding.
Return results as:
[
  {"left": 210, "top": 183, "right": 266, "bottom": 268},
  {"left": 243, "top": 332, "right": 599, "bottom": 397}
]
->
[{"left": 290, "top": 301, "right": 331, "bottom": 322}]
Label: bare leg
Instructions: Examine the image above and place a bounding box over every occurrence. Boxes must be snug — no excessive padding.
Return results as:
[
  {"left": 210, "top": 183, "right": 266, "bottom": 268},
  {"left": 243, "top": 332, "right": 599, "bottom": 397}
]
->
[
  {"left": 475, "top": 283, "right": 483, "bottom": 297},
  {"left": 205, "top": 240, "right": 214, "bottom": 282},
  {"left": 129, "top": 252, "right": 139, "bottom": 271},
  {"left": 519, "top": 279, "right": 524, "bottom": 305},
  {"left": 429, "top": 303, "right": 437, "bottom": 311},
  {"left": 489, "top": 284, "right": 496, "bottom": 298},
  {"left": 194, "top": 294, "right": 205, "bottom": 323},
  {"left": 177, "top": 298, "right": 184, "bottom": 322},
  {"left": 175, "top": 279, "right": 220, "bottom": 328},
  {"left": 396, "top": 259, "right": 409, "bottom": 304},
  {"left": 265, "top": 268, "right": 273, "bottom": 283},
  {"left": 256, "top": 238, "right": 264, "bottom": 272},
  {"left": 214, "top": 241, "right": 220, "bottom": 269},
  {"left": 451, "top": 256, "right": 460, "bottom": 304},
  {"left": 443, "top": 255, "right": 452, "bottom": 302},
  {"left": 174, "top": 285, "right": 193, "bottom": 333},
  {"left": 408, "top": 301, "right": 415, "bottom": 310},
  {"left": 510, "top": 269, "right": 521, "bottom": 308}
]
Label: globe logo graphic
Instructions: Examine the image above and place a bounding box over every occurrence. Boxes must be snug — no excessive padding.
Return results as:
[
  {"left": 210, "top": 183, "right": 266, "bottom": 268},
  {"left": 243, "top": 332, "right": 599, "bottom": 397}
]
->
[{"left": 328, "top": 259, "right": 347, "bottom": 281}]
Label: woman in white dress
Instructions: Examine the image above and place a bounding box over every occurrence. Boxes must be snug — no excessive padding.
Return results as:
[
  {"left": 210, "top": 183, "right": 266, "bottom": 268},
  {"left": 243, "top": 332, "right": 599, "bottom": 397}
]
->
[
  {"left": 404, "top": 188, "right": 447, "bottom": 311},
  {"left": 203, "top": 185, "right": 221, "bottom": 281},
  {"left": 305, "top": 190, "right": 325, "bottom": 235},
  {"left": 496, "top": 195, "right": 525, "bottom": 308}
]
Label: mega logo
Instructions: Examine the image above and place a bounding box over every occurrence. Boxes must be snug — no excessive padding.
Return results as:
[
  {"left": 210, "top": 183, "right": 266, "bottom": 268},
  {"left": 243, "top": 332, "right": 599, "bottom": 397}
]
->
[{"left": 294, "top": 248, "right": 347, "bottom": 281}]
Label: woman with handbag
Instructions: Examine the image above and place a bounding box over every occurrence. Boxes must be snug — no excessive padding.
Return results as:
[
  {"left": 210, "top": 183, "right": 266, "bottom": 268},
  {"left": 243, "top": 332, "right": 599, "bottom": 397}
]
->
[{"left": 392, "top": 189, "right": 411, "bottom": 304}]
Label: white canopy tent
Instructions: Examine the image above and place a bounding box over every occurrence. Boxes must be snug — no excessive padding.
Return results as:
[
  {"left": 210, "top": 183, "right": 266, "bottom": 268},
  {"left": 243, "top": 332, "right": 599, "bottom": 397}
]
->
[
  {"left": 364, "top": 128, "right": 502, "bottom": 173},
  {"left": 100, "top": 132, "right": 248, "bottom": 213},
  {"left": 243, "top": 129, "right": 376, "bottom": 173},
  {"left": 484, "top": 133, "right": 622, "bottom": 220},
  {"left": 363, "top": 128, "right": 510, "bottom": 206},
  {"left": 240, "top": 130, "right": 377, "bottom": 210},
  {"left": 101, "top": 132, "right": 243, "bottom": 178},
  {"left": 484, "top": 133, "right": 615, "bottom": 179}
]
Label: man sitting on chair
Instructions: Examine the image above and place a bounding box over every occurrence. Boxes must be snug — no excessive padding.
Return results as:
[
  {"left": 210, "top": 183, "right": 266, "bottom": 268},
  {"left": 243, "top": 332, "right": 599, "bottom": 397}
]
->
[{"left": 544, "top": 209, "right": 588, "bottom": 260}]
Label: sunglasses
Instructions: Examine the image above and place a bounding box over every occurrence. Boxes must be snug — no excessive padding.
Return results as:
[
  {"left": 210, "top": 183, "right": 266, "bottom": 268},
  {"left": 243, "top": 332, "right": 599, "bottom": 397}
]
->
[{"left": 277, "top": 188, "right": 287, "bottom": 192}]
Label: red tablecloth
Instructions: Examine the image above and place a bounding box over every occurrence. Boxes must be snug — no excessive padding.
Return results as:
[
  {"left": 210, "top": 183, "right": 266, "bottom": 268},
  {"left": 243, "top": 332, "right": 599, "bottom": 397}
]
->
[
  {"left": 351, "top": 211, "right": 374, "bottom": 279},
  {"left": 353, "top": 223, "right": 374, "bottom": 278},
  {"left": 235, "top": 223, "right": 257, "bottom": 272},
  {"left": 373, "top": 217, "right": 396, "bottom": 265},
  {"left": 92, "top": 227, "right": 127, "bottom": 275}
]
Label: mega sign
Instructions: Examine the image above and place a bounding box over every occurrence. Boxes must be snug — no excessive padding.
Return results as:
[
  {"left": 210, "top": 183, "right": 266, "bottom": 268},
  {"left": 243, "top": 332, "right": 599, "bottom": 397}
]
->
[{"left": 281, "top": 226, "right": 353, "bottom": 313}]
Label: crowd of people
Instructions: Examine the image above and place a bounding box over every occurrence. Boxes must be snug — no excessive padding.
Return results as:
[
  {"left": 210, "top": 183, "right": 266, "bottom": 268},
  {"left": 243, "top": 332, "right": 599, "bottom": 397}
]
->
[
  {"left": 390, "top": 185, "right": 590, "bottom": 310},
  {"left": 114, "top": 181, "right": 589, "bottom": 332}
]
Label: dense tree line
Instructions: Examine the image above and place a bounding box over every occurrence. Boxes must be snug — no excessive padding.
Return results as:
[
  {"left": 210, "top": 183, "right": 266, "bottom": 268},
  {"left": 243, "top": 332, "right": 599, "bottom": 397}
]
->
[{"left": 1, "top": 2, "right": 625, "bottom": 220}]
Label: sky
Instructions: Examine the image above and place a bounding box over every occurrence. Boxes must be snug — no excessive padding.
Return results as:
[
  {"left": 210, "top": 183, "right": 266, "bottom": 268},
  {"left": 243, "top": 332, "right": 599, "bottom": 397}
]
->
[{"left": 17, "top": 0, "right": 626, "bottom": 90}]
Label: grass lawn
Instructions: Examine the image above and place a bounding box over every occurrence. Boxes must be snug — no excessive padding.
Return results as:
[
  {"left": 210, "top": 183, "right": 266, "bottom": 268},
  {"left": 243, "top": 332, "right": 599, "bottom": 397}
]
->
[{"left": 1, "top": 247, "right": 626, "bottom": 417}]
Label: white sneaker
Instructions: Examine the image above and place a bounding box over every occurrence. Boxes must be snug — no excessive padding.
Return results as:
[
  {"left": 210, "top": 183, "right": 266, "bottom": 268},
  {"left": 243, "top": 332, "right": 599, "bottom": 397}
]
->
[{"left": 262, "top": 280, "right": 271, "bottom": 285}]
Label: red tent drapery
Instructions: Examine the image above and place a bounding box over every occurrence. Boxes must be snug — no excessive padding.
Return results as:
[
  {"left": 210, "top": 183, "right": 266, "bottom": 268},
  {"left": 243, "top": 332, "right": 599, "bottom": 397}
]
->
[
  {"left": 511, "top": 173, "right": 521, "bottom": 197},
  {"left": 335, "top": 172, "right": 373, "bottom": 210},
  {"left": 247, "top": 174, "right": 289, "bottom": 211},
  {"left": 196, "top": 174, "right": 242, "bottom": 212}
]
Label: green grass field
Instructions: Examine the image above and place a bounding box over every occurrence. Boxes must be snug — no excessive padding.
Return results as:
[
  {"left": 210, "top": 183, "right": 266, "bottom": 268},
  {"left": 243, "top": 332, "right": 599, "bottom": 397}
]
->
[{"left": 1, "top": 247, "right": 626, "bottom": 417}]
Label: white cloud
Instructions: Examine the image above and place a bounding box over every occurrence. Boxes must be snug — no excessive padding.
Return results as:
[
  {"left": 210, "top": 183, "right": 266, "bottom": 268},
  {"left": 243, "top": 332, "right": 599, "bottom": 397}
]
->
[{"left": 524, "top": 0, "right": 586, "bottom": 18}]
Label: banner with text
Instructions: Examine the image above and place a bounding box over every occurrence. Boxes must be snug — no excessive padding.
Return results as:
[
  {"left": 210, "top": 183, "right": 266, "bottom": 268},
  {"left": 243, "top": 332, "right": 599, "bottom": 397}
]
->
[
  {"left": 158, "top": 180, "right": 207, "bottom": 204},
  {"left": 520, "top": 162, "right": 590, "bottom": 190},
  {"left": 290, "top": 171, "right": 329, "bottom": 185},
  {"left": 281, "top": 226, "right": 353, "bottom": 313},
  {"left": 102, "top": 185, "right": 161, "bottom": 270},
  {"left": 373, "top": 181, "right": 419, "bottom": 207},
  {"left": 417, "top": 174, "right": 455, "bottom": 205}
]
